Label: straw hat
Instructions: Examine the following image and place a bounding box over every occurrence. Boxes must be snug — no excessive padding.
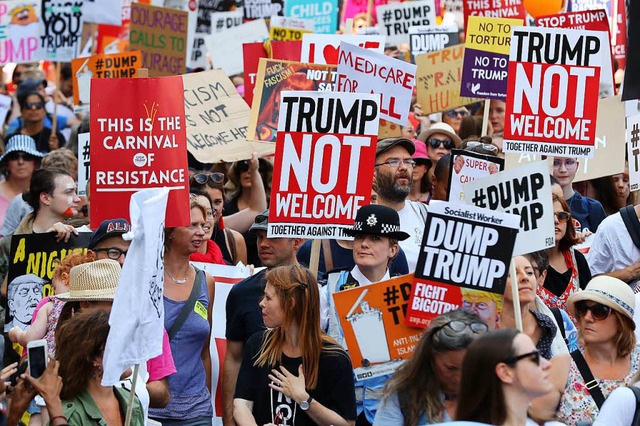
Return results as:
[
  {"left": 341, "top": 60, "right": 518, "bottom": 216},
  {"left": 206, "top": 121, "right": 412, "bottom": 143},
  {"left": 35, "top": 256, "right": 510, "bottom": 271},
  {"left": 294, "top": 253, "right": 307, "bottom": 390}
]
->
[
  {"left": 567, "top": 276, "right": 635, "bottom": 328},
  {"left": 56, "top": 259, "right": 121, "bottom": 301}
]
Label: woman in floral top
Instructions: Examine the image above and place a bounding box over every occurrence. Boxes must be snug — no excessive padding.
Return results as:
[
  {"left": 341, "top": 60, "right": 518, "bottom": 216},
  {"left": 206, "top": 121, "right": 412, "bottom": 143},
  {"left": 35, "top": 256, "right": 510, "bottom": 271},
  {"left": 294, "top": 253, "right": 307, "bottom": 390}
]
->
[{"left": 529, "top": 275, "right": 637, "bottom": 425}]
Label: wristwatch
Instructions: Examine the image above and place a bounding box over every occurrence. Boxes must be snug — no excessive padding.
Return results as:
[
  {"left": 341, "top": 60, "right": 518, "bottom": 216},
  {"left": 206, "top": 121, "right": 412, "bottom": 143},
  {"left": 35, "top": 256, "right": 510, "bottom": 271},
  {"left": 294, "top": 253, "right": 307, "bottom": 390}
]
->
[{"left": 300, "top": 395, "right": 313, "bottom": 411}]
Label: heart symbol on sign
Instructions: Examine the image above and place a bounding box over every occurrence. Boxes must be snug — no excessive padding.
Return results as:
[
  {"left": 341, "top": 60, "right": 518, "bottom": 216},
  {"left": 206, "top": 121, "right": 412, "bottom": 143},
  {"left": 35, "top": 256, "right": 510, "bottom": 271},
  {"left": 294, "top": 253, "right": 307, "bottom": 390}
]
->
[
  {"left": 323, "top": 44, "right": 340, "bottom": 64},
  {"left": 470, "top": 83, "right": 481, "bottom": 94}
]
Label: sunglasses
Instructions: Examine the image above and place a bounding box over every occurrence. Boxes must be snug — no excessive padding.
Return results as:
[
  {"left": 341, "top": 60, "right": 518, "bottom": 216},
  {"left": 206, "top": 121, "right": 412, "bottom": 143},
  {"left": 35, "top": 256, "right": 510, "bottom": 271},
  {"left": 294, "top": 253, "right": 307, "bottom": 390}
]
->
[
  {"left": 467, "top": 141, "right": 498, "bottom": 154},
  {"left": 574, "top": 301, "right": 612, "bottom": 321},
  {"left": 444, "top": 109, "right": 469, "bottom": 118},
  {"left": 505, "top": 350, "right": 541, "bottom": 366},
  {"left": 237, "top": 160, "right": 267, "bottom": 174},
  {"left": 427, "top": 138, "right": 455, "bottom": 150},
  {"left": 25, "top": 101, "right": 44, "bottom": 110},
  {"left": 93, "top": 247, "right": 127, "bottom": 260},
  {"left": 5, "top": 151, "right": 36, "bottom": 161},
  {"left": 554, "top": 211, "right": 571, "bottom": 222},
  {"left": 191, "top": 172, "right": 224, "bottom": 187}
]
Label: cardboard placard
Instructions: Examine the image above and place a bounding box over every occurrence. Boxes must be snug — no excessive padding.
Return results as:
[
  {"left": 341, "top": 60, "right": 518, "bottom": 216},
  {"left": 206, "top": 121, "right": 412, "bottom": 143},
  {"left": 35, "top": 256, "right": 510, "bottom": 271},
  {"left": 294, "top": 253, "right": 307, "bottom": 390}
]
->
[
  {"left": 415, "top": 44, "right": 478, "bottom": 115},
  {"left": 89, "top": 76, "right": 190, "bottom": 228},
  {"left": 83, "top": 0, "right": 123, "bottom": 25},
  {"left": 267, "top": 90, "right": 379, "bottom": 239},
  {"left": 405, "top": 201, "right": 519, "bottom": 328},
  {"left": 463, "top": 161, "right": 554, "bottom": 256},
  {"left": 248, "top": 59, "right": 337, "bottom": 143},
  {"left": 300, "top": 33, "right": 385, "bottom": 64},
  {"left": 628, "top": 114, "right": 640, "bottom": 191},
  {"left": 71, "top": 51, "right": 142, "bottom": 112},
  {"left": 503, "top": 27, "right": 606, "bottom": 158},
  {"left": 129, "top": 3, "right": 187, "bottom": 77},
  {"left": 337, "top": 42, "right": 416, "bottom": 125},
  {"left": 39, "top": 0, "right": 84, "bottom": 61},
  {"left": 205, "top": 19, "right": 269, "bottom": 76},
  {"left": 447, "top": 149, "right": 503, "bottom": 203},
  {"left": 77, "top": 133, "right": 89, "bottom": 197},
  {"left": 183, "top": 69, "right": 274, "bottom": 163},
  {"left": 285, "top": 0, "right": 338, "bottom": 34},
  {"left": 460, "top": 16, "right": 523, "bottom": 100},
  {"left": 409, "top": 25, "right": 459, "bottom": 59},
  {"left": 462, "top": 0, "right": 525, "bottom": 28},
  {"left": 0, "top": 0, "right": 41, "bottom": 65},
  {"left": 375, "top": 0, "right": 436, "bottom": 47},
  {"left": 332, "top": 275, "right": 423, "bottom": 379},
  {"left": 6, "top": 233, "right": 90, "bottom": 332}
]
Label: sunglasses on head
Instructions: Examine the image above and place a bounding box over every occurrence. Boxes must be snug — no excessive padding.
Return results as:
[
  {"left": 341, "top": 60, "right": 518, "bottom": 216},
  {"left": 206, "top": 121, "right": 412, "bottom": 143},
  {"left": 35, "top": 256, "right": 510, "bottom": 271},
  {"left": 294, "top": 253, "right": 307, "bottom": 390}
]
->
[
  {"left": 554, "top": 211, "right": 571, "bottom": 222},
  {"left": 574, "top": 301, "right": 612, "bottom": 321},
  {"left": 25, "top": 101, "right": 44, "bottom": 110},
  {"left": 444, "top": 109, "right": 469, "bottom": 118},
  {"left": 191, "top": 172, "right": 224, "bottom": 187},
  {"left": 466, "top": 141, "right": 498, "bottom": 154},
  {"left": 427, "top": 138, "right": 454, "bottom": 150},
  {"left": 433, "top": 320, "right": 488, "bottom": 336},
  {"left": 505, "top": 350, "right": 541, "bottom": 366}
]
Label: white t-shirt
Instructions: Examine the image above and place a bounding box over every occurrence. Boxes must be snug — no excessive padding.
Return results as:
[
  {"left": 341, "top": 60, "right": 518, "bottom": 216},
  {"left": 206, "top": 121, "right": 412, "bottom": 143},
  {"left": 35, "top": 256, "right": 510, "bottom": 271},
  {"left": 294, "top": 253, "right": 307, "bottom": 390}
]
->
[
  {"left": 593, "top": 381, "right": 640, "bottom": 426},
  {"left": 586, "top": 212, "right": 640, "bottom": 288},
  {"left": 396, "top": 201, "right": 428, "bottom": 273}
]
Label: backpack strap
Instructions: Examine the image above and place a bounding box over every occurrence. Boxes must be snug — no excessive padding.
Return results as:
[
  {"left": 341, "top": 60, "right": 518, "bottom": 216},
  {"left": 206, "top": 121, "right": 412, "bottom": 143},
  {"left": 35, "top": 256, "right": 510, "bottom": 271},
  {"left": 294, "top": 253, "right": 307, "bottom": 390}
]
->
[
  {"left": 167, "top": 267, "right": 204, "bottom": 341},
  {"left": 570, "top": 350, "right": 606, "bottom": 409},
  {"left": 550, "top": 307, "right": 568, "bottom": 345},
  {"left": 620, "top": 205, "right": 640, "bottom": 250},
  {"left": 628, "top": 386, "right": 640, "bottom": 426}
]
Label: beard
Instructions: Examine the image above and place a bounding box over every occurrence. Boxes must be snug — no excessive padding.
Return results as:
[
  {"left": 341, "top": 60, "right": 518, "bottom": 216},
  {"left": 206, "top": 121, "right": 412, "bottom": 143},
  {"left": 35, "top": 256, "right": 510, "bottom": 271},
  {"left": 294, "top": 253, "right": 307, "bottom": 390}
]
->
[{"left": 374, "top": 170, "right": 411, "bottom": 203}]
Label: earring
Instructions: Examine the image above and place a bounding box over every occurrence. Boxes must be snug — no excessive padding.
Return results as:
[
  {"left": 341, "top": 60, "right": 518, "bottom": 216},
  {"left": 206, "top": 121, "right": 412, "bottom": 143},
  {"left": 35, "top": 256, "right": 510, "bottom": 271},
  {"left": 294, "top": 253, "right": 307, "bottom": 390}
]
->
[{"left": 93, "top": 364, "right": 103, "bottom": 380}]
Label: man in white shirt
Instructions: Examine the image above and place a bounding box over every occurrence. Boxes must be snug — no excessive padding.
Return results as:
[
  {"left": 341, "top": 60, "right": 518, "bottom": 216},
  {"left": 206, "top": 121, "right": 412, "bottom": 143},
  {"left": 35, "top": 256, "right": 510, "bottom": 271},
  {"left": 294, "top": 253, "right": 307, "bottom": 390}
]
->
[{"left": 373, "top": 138, "right": 428, "bottom": 272}]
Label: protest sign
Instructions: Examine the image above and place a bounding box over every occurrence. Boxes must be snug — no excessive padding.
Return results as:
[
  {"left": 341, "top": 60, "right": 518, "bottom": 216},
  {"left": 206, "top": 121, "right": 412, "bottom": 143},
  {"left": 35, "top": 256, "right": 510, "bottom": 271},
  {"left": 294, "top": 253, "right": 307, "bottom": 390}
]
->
[
  {"left": 243, "top": 41, "right": 302, "bottom": 106},
  {"left": 77, "top": 133, "right": 89, "bottom": 197},
  {"left": 376, "top": 0, "right": 436, "bottom": 47},
  {"left": 83, "top": 0, "right": 123, "bottom": 25},
  {"left": 332, "top": 275, "right": 423, "bottom": 379},
  {"left": 447, "top": 149, "right": 503, "bottom": 203},
  {"left": 183, "top": 70, "right": 273, "bottom": 163},
  {"left": 90, "top": 77, "right": 190, "bottom": 228},
  {"left": 244, "top": 0, "right": 282, "bottom": 19},
  {"left": 342, "top": 0, "right": 389, "bottom": 25},
  {"left": 464, "top": 161, "right": 554, "bottom": 255},
  {"left": 460, "top": 16, "right": 523, "bottom": 100},
  {"left": 300, "top": 33, "right": 385, "bottom": 64},
  {"left": 337, "top": 41, "right": 416, "bottom": 124},
  {"left": 6, "top": 232, "right": 91, "bottom": 332},
  {"left": 0, "top": 1, "right": 41, "bottom": 64},
  {"left": 0, "top": 94, "right": 11, "bottom": 126},
  {"left": 505, "top": 95, "right": 626, "bottom": 183},
  {"left": 268, "top": 91, "right": 379, "bottom": 239},
  {"left": 503, "top": 27, "right": 605, "bottom": 158},
  {"left": 163, "top": 0, "right": 200, "bottom": 76},
  {"left": 197, "top": 0, "right": 242, "bottom": 33},
  {"left": 285, "top": 0, "right": 337, "bottom": 34},
  {"left": 39, "top": 0, "right": 84, "bottom": 61},
  {"left": 190, "top": 9, "right": 243, "bottom": 70},
  {"left": 405, "top": 201, "right": 519, "bottom": 328},
  {"left": 270, "top": 26, "right": 312, "bottom": 41},
  {"left": 463, "top": 0, "right": 525, "bottom": 27},
  {"left": 129, "top": 3, "right": 187, "bottom": 77},
  {"left": 71, "top": 51, "right": 142, "bottom": 112},
  {"left": 378, "top": 119, "right": 402, "bottom": 138},
  {"left": 415, "top": 44, "right": 477, "bottom": 115},
  {"left": 610, "top": 0, "right": 626, "bottom": 70},
  {"left": 209, "top": 8, "right": 244, "bottom": 33},
  {"left": 443, "top": 0, "right": 463, "bottom": 27},
  {"left": 409, "top": 25, "right": 459, "bottom": 59},
  {"left": 205, "top": 19, "right": 269, "bottom": 76},
  {"left": 628, "top": 114, "right": 640, "bottom": 191},
  {"left": 248, "top": 59, "right": 337, "bottom": 143},
  {"left": 269, "top": 16, "right": 314, "bottom": 41}
]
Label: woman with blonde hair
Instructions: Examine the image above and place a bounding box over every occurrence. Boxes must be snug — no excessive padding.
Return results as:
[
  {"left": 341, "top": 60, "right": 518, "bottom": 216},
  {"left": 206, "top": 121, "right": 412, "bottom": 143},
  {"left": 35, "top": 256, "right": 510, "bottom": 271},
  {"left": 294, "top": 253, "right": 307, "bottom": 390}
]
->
[{"left": 233, "top": 264, "right": 357, "bottom": 426}]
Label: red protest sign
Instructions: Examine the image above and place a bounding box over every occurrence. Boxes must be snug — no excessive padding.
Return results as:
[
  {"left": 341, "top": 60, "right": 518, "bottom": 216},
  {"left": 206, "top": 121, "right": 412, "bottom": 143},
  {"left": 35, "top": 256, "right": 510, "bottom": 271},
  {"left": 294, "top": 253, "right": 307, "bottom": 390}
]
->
[
  {"left": 90, "top": 76, "right": 190, "bottom": 228},
  {"left": 536, "top": 9, "right": 609, "bottom": 31},
  {"left": 268, "top": 91, "right": 379, "bottom": 239},
  {"left": 503, "top": 27, "right": 603, "bottom": 158},
  {"left": 463, "top": 0, "right": 525, "bottom": 28}
]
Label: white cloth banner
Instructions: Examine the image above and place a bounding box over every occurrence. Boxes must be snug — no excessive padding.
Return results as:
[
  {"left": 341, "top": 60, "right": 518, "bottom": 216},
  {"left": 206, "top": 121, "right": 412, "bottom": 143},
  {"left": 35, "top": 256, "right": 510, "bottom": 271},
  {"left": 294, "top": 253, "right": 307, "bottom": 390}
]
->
[{"left": 102, "top": 187, "right": 170, "bottom": 386}]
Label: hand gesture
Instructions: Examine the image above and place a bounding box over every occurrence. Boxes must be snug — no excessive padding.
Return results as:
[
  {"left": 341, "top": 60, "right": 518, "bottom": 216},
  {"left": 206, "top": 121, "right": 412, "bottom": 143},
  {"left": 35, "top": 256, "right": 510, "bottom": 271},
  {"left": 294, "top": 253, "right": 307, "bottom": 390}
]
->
[
  {"left": 24, "top": 358, "right": 62, "bottom": 403},
  {"left": 268, "top": 365, "right": 308, "bottom": 404},
  {"left": 46, "top": 222, "right": 78, "bottom": 242}
]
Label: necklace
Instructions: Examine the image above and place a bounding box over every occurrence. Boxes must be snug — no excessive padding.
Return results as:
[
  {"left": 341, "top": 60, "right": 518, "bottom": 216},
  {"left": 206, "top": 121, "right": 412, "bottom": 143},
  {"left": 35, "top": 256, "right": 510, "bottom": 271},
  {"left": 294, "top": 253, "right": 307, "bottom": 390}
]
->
[{"left": 165, "top": 269, "right": 187, "bottom": 285}]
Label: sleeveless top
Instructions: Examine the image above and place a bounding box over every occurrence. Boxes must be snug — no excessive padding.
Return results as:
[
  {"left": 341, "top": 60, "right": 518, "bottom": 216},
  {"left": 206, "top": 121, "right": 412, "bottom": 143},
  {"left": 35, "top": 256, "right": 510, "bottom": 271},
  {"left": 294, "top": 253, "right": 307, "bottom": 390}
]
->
[
  {"left": 537, "top": 247, "right": 580, "bottom": 322},
  {"left": 148, "top": 270, "right": 213, "bottom": 420},
  {"left": 45, "top": 297, "right": 64, "bottom": 356},
  {"left": 557, "top": 345, "right": 640, "bottom": 425}
]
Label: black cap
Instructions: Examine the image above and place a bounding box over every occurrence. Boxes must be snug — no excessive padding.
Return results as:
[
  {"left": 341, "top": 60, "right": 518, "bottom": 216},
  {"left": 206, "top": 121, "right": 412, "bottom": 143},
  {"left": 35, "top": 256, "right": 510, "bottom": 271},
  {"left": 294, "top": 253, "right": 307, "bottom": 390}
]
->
[
  {"left": 88, "top": 218, "right": 131, "bottom": 249},
  {"left": 376, "top": 137, "right": 416, "bottom": 157},
  {"left": 344, "top": 205, "right": 410, "bottom": 240}
]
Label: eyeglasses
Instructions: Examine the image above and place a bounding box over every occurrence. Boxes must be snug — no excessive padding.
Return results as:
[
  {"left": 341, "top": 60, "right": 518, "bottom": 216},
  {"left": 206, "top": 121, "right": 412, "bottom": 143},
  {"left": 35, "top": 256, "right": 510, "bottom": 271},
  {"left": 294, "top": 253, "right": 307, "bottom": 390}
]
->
[
  {"left": 574, "top": 301, "right": 612, "bottom": 321},
  {"left": 432, "top": 320, "right": 488, "bottom": 336},
  {"left": 24, "top": 101, "right": 44, "bottom": 110},
  {"left": 444, "top": 109, "right": 469, "bottom": 118},
  {"left": 93, "top": 247, "right": 127, "bottom": 260},
  {"left": 427, "top": 138, "right": 455, "bottom": 150},
  {"left": 554, "top": 211, "right": 571, "bottom": 222},
  {"left": 190, "top": 172, "right": 224, "bottom": 187},
  {"left": 467, "top": 141, "right": 498, "bottom": 154},
  {"left": 505, "top": 350, "right": 541, "bottom": 366},
  {"left": 374, "top": 159, "right": 416, "bottom": 168},
  {"left": 552, "top": 159, "right": 578, "bottom": 170}
]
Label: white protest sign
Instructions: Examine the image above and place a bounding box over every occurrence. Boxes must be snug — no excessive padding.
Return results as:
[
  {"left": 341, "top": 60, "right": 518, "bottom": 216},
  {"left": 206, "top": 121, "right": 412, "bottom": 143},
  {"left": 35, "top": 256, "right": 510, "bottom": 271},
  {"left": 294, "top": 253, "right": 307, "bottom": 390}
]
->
[
  {"left": 300, "top": 33, "right": 385, "bottom": 64},
  {"left": 409, "top": 25, "right": 459, "bottom": 57},
  {"left": 336, "top": 41, "right": 416, "bottom": 125},
  {"left": 83, "top": 0, "right": 123, "bottom": 25},
  {"left": 205, "top": 19, "right": 269, "bottom": 76},
  {"left": 447, "top": 149, "right": 503, "bottom": 203},
  {"left": 210, "top": 8, "right": 244, "bottom": 33},
  {"left": 270, "top": 15, "right": 315, "bottom": 31},
  {"left": 376, "top": 0, "right": 436, "bottom": 46},
  {"left": 191, "top": 8, "right": 244, "bottom": 70},
  {"left": 627, "top": 114, "right": 640, "bottom": 191},
  {"left": 463, "top": 161, "right": 554, "bottom": 256},
  {"left": 0, "top": 94, "right": 12, "bottom": 126},
  {"left": 77, "top": 133, "right": 90, "bottom": 197}
]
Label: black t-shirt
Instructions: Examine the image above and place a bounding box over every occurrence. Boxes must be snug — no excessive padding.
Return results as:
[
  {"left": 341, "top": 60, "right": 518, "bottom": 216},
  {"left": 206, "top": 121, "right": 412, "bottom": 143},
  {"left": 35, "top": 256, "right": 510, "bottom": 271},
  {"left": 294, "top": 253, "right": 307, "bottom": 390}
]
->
[
  {"left": 235, "top": 331, "right": 357, "bottom": 425},
  {"left": 544, "top": 250, "right": 592, "bottom": 297},
  {"left": 224, "top": 198, "right": 261, "bottom": 267},
  {"left": 225, "top": 269, "right": 266, "bottom": 342}
]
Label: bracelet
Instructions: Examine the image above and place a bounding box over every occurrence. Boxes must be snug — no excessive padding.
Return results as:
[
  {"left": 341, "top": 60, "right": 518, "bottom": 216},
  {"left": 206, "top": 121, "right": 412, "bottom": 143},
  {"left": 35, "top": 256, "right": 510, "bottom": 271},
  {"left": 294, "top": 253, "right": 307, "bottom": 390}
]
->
[{"left": 50, "top": 415, "right": 68, "bottom": 424}]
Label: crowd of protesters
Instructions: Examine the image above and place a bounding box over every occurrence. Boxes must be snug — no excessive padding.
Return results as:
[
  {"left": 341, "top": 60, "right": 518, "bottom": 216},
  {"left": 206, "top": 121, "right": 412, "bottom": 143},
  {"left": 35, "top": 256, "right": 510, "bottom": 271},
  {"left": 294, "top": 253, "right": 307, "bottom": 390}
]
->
[{"left": 0, "top": 14, "right": 634, "bottom": 426}]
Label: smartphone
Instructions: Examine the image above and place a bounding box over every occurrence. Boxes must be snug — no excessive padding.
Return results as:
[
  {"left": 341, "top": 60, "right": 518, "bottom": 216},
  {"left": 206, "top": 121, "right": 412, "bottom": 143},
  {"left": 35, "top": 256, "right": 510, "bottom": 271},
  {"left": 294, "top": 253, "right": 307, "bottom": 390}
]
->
[{"left": 27, "top": 340, "right": 48, "bottom": 379}]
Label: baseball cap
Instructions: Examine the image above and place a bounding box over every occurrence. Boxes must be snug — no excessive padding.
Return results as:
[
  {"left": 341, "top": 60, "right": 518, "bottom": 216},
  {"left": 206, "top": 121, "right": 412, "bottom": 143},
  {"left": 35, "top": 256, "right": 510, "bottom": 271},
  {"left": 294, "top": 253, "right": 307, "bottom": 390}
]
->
[
  {"left": 88, "top": 218, "right": 131, "bottom": 249},
  {"left": 376, "top": 137, "right": 416, "bottom": 157}
]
